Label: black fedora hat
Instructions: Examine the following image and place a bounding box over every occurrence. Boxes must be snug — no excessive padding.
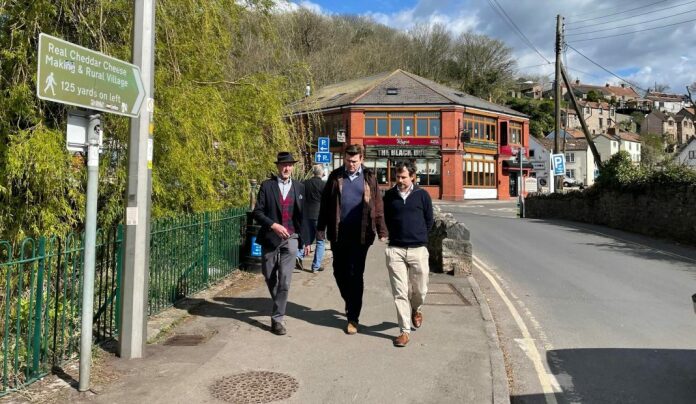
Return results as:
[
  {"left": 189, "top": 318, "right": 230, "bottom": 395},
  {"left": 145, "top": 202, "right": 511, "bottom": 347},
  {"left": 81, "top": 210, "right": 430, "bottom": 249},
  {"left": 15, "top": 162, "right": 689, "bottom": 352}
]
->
[{"left": 275, "top": 151, "right": 298, "bottom": 164}]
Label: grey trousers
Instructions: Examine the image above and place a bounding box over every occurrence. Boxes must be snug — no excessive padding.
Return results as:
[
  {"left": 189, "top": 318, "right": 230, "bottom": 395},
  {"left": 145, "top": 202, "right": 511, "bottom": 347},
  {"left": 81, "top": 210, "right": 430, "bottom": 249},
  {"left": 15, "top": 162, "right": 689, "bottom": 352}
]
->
[{"left": 261, "top": 236, "right": 298, "bottom": 323}]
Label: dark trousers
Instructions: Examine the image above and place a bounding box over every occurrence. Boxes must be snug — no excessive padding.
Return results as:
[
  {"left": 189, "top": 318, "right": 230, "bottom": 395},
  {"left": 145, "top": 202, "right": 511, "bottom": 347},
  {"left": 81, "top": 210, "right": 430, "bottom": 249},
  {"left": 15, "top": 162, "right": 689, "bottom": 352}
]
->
[
  {"left": 331, "top": 240, "right": 371, "bottom": 322},
  {"left": 261, "top": 237, "right": 298, "bottom": 323}
]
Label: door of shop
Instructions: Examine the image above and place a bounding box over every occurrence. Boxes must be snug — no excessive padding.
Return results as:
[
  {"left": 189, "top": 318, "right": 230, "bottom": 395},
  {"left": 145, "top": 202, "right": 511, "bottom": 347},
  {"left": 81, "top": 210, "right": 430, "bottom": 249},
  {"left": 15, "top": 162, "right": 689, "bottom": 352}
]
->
[{"left": 509, "top": 172, "right": 519, "bottom": 197}]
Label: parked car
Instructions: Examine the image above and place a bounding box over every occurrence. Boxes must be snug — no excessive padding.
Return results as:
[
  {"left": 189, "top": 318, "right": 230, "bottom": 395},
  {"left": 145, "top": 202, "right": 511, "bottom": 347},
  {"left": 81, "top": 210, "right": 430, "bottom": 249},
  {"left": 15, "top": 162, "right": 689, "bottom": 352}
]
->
[{"left": 563, "top": 176, "right": 582, "bottom": 187}]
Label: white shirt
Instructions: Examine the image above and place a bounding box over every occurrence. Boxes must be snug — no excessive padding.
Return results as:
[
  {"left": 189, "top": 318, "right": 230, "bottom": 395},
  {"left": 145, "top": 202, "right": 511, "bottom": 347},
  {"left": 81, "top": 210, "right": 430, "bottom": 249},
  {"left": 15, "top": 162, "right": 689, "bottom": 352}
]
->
[
  {"left": 397, "top": 183, "right": 414, "bottom": 201},
  {"left": 277, "top": 177, "right": 292, "bottom": 199}
]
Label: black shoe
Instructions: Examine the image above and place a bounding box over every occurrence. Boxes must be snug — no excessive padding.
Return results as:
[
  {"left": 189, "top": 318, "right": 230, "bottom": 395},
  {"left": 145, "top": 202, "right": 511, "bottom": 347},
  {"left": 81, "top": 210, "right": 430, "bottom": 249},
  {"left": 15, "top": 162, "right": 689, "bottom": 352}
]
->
[
  {"left": 312, "top": 267, "right": 324, "bottom": 273},
  {"left": 295, "top": 257, "right": 304, "bottom": 271},
  {"left": 271, "top": 321, "right": 287, "bottom": 335}
]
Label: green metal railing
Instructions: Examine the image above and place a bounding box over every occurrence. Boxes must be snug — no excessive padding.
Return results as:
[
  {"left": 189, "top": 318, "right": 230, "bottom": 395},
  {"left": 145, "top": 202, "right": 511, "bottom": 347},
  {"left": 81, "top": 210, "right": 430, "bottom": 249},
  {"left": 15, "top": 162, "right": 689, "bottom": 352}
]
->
[
  {"left": 148, "top": 208, "right": 245, "bottom": 314},
  {"left": 0, "top": 207, "right": 246, "bottom": 396},
  {"left": 0, "top": 227, "right": 122, "bottom": 395}
]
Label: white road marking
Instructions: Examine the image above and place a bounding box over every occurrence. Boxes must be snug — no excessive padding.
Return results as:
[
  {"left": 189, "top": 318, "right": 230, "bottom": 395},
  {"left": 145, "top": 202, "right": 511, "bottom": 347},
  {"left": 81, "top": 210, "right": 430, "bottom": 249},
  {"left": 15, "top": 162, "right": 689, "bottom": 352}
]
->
[{"left": 473, "top": 255, "right": 561, "bottom": 404}]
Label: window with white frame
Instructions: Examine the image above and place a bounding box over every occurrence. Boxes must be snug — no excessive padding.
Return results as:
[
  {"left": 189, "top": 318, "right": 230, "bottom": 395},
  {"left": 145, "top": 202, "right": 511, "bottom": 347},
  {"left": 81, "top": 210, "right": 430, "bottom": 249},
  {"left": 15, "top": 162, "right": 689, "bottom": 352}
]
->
[{"left": 565, "top": 152, "right": 575, "bottom": 163}]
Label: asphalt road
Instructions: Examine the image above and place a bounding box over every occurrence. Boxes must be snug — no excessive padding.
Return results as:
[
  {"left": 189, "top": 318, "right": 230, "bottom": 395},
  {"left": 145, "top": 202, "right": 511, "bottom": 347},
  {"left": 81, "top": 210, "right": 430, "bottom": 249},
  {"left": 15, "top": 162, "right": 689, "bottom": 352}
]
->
[{"left": 437, "top": 201, "right": 696, "bottom": 404}]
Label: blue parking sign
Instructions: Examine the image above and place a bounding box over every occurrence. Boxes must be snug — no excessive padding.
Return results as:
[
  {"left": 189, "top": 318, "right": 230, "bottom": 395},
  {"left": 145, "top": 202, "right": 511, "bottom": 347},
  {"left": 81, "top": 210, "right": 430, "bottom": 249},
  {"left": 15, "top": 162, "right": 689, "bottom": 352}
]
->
[
  {"left": 315, "top": 152, "right": 332, "bottom": 164},
  {"left": 318, "top": 137, "right": 330, "bottom": 152},
  {"left": 552, "top": 154, "right": 565, "bottom": 176}
]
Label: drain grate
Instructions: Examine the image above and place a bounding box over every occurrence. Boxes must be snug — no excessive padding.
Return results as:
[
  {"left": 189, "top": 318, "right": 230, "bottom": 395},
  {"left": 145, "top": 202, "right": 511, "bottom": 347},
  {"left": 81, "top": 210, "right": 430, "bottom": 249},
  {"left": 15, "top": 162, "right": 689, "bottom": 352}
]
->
[
  {"left": 209, "top": 371, "right": 299, "bottom": 403},
  {"left": 163, "top": 334, "right": 206, "bottom": 346}
]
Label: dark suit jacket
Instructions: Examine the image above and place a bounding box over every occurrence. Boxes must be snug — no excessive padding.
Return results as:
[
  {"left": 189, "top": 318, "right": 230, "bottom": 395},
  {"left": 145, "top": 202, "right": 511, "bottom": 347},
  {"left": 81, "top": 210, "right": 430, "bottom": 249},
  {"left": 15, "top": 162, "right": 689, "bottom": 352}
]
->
[
  {"left": 303, "top": 176, "right": 326, "bottom": 220},
  {"left": 253, "top": 175, "right": 306, "bottom": 250}
]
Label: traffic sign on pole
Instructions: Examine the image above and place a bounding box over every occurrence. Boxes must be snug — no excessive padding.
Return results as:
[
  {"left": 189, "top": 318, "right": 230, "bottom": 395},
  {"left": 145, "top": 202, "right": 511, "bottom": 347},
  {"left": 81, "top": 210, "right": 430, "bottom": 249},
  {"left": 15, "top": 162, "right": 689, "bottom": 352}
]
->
[
  {"left": 318, "top": 137, "right": 330, "bottom": 152},
  {"left": 315, "top": 152, "right": 332, "bottom": 164},
  {"left": 36, "top": 33, "right": 145, "bottom": 117},
  {"left": 552, "top": 153, "right": 566, "bottom": 176}
]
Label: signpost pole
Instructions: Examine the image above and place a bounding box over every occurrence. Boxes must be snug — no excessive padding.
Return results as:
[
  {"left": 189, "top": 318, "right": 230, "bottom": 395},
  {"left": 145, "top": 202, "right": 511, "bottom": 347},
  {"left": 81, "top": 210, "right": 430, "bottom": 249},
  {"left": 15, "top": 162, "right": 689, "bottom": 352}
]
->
[
  {"left": 119, "top": 0, "right": 155, "bottom": 360},
  {"left": 78, "top": 114, "right": 101, "bottom": 391},
  {"left": 549, "top": 152, "right": 555, "bottom": 193},
  {"left": 519, "top": 147, "right": 525, "bottom": 218}
]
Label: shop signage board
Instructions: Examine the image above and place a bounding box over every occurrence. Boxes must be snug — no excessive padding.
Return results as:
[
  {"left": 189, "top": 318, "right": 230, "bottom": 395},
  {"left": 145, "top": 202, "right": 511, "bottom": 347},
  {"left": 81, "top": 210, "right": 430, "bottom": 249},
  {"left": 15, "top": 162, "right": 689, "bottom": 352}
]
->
[{"left": 36, "top": 33, "right": 145, "bottom": 117}]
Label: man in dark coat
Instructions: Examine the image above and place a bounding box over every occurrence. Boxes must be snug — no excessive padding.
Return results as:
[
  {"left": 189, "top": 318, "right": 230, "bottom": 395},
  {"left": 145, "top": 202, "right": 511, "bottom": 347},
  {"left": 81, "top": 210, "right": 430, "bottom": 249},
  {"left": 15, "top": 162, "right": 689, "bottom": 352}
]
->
[
  {"left": 317, "top": 144, "right": 388, "bottom": 335},
  {"left": 296, "top": 164, "right": 327, "bottom": 272},
  {"left": 253, "top": 152, "right": 310, "bottom": 335}
]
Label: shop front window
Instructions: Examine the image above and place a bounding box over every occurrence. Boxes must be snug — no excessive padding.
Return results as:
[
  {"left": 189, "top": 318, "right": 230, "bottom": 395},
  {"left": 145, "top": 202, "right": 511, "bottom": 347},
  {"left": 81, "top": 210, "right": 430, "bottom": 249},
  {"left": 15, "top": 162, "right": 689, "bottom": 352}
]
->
[
  {"left": 364, "top": 112, "right": 440, "bottom": 137},
  {"left": 464, "top": 156, "right": 496, "bottom": 188}
]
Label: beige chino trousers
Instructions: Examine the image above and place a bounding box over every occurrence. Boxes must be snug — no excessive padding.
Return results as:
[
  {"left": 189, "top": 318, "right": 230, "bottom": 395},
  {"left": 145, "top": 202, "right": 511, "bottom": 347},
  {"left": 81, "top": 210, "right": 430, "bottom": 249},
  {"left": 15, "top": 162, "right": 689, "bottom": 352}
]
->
[{"left": 385, "top": 246, "right": 429, "bottom": 334}]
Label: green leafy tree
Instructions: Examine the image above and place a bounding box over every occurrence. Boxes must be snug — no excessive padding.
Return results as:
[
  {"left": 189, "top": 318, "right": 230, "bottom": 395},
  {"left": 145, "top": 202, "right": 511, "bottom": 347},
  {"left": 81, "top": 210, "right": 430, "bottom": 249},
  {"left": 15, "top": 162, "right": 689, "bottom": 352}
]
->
[{"left": 585, "top": 90, "right": 602, "bottom": 103}]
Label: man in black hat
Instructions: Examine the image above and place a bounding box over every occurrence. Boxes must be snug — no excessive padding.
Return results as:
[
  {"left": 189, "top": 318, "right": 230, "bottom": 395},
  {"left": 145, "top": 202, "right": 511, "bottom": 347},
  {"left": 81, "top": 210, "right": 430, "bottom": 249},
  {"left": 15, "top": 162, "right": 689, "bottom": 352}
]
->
[{"left": 253, "top": 151, "right": 310, "bottom": 335}]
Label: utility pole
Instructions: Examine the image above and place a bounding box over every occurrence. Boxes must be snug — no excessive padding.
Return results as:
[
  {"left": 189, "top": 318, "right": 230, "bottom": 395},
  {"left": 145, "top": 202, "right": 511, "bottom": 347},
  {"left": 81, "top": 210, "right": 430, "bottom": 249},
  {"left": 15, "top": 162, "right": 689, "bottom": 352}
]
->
[
  {"left": 554, "top": 14, "right": 563, "bottom": 192},
  {"left": 119, "top": 0, "right": 155, "bottom": 359}
]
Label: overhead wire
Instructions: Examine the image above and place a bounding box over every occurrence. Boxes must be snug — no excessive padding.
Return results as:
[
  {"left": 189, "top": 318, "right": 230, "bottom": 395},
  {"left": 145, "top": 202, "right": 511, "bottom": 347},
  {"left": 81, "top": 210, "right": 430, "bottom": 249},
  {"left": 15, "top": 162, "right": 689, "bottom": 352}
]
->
[
  {"left": 567, "top": 0, "right": 696, "bottom": 31},
  {"left": 565, "top": 44, "right": 647, "bottom": 92},
  {"left": 485, "top": 0, "right": 552, "bottom": 63},
  {"left": 568, "top": 0, "right": 668, "bottom": 20},
  {"left": 566, "top": 0, "right": 673, "bottom": 24},
  {"left": 567, "top": 16, "right": 696, "bottom": 42},
  {"left": 566, "top": 8, "right": 696, "bottom": 37}
]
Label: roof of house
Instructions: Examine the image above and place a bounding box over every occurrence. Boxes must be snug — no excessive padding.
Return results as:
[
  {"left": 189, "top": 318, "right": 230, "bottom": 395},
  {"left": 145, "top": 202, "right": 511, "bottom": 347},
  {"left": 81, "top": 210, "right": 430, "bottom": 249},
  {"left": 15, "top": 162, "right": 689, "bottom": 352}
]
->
[
  {"left": 645, "top": 91, "right": 687, "bottom": 102},
  {"left": 615, "top": 132, "right": 641, "bottom": 142},
  {"left": 546, "top": 128, "right": 586, "bottom": 139},
  {"left": 577, "top": 100, "right": 612, "bottom": 109},
  {"left": 570, "top": 82, "right": 640, "bottom": 99},
  {"left": 289, "top": 69, "right": 528, "bottom": 118},
  {"left": 564, "top": 138, "right": 589, "bottom": 151},
  {"left": 649, "top": 110, "right": 676, "bottom": 121},
  {"left": 677, "top": 108, "right": 695, "bottom": 119}
]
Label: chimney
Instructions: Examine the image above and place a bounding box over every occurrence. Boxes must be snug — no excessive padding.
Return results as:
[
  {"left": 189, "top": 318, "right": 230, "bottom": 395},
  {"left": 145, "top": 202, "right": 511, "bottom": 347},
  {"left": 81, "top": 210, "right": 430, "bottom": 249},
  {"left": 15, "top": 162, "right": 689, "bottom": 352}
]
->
[
  {"left": 575, "top": 79, "right": 580, "bottom": 85},
  {"left": 605, "top": 83, "right": 610, "bottom": 87},
  {"left": 621, "top": 83, "right": 626, "bottom": 88}
]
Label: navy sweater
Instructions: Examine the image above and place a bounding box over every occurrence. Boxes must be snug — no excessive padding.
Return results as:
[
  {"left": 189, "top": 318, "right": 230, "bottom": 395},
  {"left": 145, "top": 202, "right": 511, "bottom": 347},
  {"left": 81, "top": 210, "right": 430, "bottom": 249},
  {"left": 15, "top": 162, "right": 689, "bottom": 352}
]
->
[{"left": 383, "top": 186, "right": 434, "bottom": 247}]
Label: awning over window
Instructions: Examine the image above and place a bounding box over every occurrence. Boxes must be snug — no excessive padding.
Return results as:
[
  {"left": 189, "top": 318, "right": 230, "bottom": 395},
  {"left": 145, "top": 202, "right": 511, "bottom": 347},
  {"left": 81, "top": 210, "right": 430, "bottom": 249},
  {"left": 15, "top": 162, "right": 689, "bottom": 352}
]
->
[{"left": 501, "top": 159, "right": 534, "bottom": 170}]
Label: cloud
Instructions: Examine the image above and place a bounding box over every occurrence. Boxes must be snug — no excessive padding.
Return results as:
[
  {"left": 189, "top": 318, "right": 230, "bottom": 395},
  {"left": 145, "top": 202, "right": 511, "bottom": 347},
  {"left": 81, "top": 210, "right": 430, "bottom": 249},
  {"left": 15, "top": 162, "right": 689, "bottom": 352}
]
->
[{"left": 273, "top": 0, "right": 327, "bottom": 15}]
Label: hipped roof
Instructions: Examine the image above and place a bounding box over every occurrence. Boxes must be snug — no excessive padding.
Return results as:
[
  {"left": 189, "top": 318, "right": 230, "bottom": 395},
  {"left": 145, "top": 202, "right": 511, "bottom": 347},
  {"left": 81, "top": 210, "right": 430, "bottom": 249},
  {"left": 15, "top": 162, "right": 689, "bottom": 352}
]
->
[{"left": 290, "top": 69, "right": 528, "bottom": 119}]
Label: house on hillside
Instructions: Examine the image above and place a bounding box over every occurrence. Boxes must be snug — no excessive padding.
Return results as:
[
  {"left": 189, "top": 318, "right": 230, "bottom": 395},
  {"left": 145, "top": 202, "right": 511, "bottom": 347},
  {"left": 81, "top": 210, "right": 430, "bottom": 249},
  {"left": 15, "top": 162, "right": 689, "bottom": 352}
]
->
[
  {"left": 289, "top": 69, "right": 531, "bottom": 201},
  {"left": 558, "top": 101, "right": 616, "bottom": 135},
  {"left": 676, "top": 137, "right": 696, "bottom": 168},
  {"left": 675, "top": 108, "right": 695, "bottom": 145},
  {"left": 645, "top": 91, "right": 690, "bottom": 113},
  {"left": 593, "top": 129, "right": 642, "bottom": 165},
  {"left": 564, "top": 138, "right": 595, "bottom": 187},
  {"left": 510, "top": 79, "right": 544, "bottom": 99},
  {"left": 641, "top": 110, "right": 678, "bottom": 142}
]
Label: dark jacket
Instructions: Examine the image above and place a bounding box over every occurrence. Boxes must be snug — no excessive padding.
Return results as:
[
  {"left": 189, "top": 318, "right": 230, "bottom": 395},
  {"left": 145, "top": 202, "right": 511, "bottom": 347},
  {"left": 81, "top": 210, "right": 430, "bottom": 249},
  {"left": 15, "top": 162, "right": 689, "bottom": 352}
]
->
[
  {"left": 303, "top": 176, "right": 325, "bottom": 221},
  {"left": 252, "top": 176, "right": 306, "bottom": 250},
  {"left": 317, "top": 165, "right": 387, "bottom": 245},
  {"left": 383, "top": 185, "right": 434, "bottom": 247}
]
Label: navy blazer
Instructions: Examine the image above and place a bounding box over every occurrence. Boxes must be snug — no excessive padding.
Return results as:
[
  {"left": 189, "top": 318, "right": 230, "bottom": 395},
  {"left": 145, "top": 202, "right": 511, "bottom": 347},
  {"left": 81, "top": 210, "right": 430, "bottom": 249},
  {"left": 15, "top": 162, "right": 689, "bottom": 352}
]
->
[{"left": 252, "top": 175, "right": 306, "bottom": 250}]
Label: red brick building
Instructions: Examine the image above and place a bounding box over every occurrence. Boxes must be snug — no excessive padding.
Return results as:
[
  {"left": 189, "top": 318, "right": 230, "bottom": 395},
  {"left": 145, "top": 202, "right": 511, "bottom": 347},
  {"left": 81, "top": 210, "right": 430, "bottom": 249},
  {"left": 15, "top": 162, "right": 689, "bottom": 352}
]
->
[{"left": 291, "top": 70, "right": 530, "bottom": 201}]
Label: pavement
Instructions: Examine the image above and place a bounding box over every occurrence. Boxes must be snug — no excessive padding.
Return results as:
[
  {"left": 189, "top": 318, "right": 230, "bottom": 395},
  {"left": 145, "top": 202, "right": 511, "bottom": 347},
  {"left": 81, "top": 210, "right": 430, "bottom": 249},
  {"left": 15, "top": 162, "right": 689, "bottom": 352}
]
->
[{"left": 67, "top": 241, "right": 508, "bottom": 404}]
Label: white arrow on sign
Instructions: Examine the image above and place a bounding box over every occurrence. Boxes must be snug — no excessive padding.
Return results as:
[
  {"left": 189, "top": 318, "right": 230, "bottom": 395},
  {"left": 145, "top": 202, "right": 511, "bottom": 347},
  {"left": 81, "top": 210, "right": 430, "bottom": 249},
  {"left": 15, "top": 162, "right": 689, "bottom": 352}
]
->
[{"left": 131, "top": 66, "right": 145, "bottom": 115}]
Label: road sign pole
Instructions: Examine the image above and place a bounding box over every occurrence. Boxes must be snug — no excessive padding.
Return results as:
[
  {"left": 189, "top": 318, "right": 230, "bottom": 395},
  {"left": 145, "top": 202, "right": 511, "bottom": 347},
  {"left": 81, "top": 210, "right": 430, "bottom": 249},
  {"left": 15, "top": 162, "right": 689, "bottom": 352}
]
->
[
  {"left": 119, "top": 0, "right": 155, "bottom": 360},
  {"left": 79, "top": 113, "right": 101, "bottom": 391},
  {"left": 548, "top": 152, "right": 555, "bottom": 193}
]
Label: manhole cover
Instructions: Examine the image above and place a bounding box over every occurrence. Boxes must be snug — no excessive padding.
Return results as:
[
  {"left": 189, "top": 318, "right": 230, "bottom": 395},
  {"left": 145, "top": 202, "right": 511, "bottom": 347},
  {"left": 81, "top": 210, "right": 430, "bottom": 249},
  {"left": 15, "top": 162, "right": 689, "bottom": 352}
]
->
[
  {"left": 163, "top": 334, "right": 206, "bottom": 346},
  {"left": 209, "top": 371, "right": 299, "bottom": 403}
]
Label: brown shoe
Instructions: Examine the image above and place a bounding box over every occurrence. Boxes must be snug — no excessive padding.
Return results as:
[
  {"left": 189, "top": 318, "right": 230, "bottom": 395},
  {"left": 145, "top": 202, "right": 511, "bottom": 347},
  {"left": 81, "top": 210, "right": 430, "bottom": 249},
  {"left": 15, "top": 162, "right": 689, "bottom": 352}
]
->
[
  {"left": 345, "top": 321, "right": 358, "bottom": 335},
  {"left": 393, "top": 332, "right": 410, "bottom": 347},
  {"left": 412, "top": 310, "right": 423, "bottom": 329}
]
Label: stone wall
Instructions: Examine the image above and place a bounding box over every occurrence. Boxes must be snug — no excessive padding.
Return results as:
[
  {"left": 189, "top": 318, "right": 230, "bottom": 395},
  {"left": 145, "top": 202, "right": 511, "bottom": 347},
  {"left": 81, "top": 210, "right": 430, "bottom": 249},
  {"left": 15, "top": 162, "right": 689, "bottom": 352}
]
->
[
  {"left": 427, "top": 206, "right": 472, "bottom": 276},
  {"left": 525, "top": 185, "right": 696, "bottom": 245}
]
